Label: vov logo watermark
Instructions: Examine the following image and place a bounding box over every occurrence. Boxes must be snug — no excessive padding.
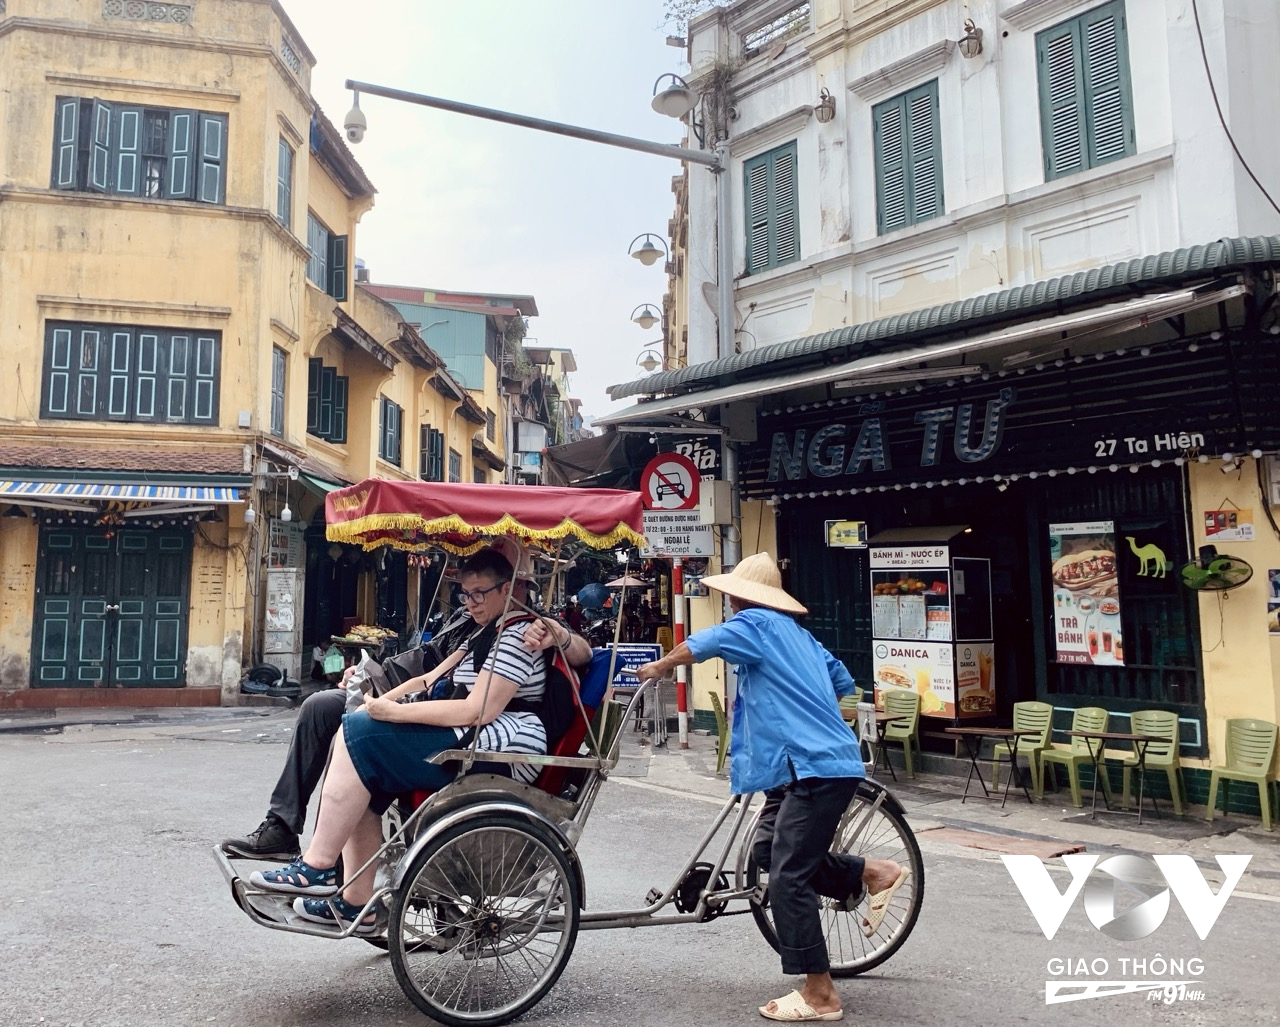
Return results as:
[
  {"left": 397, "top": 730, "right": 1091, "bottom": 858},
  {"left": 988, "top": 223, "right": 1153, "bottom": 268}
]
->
[{"left": 1001, "top": 853, "right": 1251, "bottom": 1005}]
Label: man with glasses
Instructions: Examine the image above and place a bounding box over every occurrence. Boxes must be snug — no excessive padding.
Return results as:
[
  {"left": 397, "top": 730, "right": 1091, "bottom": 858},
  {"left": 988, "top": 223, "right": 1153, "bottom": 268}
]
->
[{"left": 221, "top": 542, "right": 590, "bottom": 860}]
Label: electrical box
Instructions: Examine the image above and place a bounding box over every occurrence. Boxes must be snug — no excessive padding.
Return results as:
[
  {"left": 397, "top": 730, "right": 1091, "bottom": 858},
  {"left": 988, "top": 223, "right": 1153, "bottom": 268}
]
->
[{"left": 698, "top": 479, "right": 734, "bottom": 525}]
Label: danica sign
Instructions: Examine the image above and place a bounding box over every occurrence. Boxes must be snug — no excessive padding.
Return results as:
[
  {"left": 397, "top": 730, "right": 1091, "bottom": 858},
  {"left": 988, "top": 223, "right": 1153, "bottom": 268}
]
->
[{"left": 737, "top": 337, "right": 1280, "bottom": 497}]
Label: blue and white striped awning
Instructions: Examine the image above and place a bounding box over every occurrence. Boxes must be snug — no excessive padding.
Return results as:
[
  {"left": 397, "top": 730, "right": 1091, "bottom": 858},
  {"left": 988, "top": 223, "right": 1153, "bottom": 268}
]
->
[{"left": 0, "top": 481, "right": 242, "bottom": 503}]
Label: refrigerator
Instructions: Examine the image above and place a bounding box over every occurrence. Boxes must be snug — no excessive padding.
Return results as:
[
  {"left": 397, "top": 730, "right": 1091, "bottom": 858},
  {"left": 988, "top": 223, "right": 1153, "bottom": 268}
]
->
[{"left": 868, "top": 527, "right": 994, "bottom": 721}]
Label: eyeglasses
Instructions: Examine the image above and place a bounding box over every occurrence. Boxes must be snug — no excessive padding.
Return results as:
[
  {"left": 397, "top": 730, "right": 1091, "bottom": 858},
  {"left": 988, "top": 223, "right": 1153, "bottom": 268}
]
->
[{"left": 458, "top": 582, "right": 505, "bottom": 605}]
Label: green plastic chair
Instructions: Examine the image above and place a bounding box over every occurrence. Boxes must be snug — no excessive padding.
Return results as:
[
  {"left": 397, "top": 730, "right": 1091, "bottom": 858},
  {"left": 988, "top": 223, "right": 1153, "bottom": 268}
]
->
[
  {"left": 1037, "top": 706, "right": 1114, "bottom": 807},
  {"left": 838, "top": 692, "right": 861, "bottom": 734},
  {"left": 708, "top": 691, "right": 729, "bottom": 776},
  {"left": 881, "top": 689, "right": 921, "bottom": 779},
  {"left": 991, "top": 701, "right": 1054, "bottom": 796},
  {"left": 1205, "top": 718, "right": 1278, "bottom": 831},
  {"left": 1121, "top": 709, "right": 1184, "bottom": 815}
]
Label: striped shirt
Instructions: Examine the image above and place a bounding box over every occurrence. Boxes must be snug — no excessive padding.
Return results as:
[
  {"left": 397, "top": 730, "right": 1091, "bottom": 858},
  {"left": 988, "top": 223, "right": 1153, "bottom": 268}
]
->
[{"left": 452, "top": 619, "right": 547, "bottom": 784}]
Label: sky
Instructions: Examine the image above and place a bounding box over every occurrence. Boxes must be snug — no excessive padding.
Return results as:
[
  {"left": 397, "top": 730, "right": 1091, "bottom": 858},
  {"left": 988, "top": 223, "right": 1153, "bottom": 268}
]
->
[{"left": 286, "top": 0, "right": 691, "bottom": 423}]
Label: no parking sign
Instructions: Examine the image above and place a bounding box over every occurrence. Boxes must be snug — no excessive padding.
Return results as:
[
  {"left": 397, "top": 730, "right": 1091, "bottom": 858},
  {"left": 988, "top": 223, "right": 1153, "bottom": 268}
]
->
[{"left": 639, "top": 453, "right": 700, "bottom": 511}]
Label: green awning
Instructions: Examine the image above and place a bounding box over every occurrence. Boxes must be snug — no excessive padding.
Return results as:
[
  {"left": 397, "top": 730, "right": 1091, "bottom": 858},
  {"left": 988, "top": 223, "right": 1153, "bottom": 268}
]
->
[{"left": 301, "top": 473, "right": 345, "bottom": 496}]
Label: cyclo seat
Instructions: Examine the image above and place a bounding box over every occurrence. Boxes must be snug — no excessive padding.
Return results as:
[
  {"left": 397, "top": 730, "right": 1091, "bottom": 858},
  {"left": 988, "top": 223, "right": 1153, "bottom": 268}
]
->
[{"left": 405, "top": 647, "right": 613, "bottom": 810}]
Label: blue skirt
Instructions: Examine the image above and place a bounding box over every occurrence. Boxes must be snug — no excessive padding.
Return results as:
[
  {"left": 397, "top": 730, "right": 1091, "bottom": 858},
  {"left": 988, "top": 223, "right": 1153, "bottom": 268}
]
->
[{"left": 342, "top": 710, "right": 462, "bottom": 813}]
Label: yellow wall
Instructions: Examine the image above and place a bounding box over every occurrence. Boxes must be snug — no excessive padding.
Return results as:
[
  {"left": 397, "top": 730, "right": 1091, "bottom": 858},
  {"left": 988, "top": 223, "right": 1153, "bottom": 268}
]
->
[{"left": 1188, "top": 458, "right": 1280, "bottom": 766}]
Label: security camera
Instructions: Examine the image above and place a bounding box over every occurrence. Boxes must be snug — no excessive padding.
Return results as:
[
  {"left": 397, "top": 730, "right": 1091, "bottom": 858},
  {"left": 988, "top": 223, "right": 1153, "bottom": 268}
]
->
[{"left": 344, "top": 100, "right": 366, "bottom": 144}]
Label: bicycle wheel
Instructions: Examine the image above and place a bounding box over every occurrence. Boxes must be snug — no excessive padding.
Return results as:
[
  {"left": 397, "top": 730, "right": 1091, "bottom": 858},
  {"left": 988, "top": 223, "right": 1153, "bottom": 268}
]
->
[
  {"left": 746, "top": 786, "right": 924, "bottom": 976},
  {"left": 389, "top": 811, "right": 581, "bottom": 1027}
]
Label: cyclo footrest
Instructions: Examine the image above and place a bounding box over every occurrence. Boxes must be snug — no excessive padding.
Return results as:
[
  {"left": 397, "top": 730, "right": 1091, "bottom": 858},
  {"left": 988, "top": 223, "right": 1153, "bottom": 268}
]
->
[{"left": 644, "top": 887, "right": 663, "bottom": 906}]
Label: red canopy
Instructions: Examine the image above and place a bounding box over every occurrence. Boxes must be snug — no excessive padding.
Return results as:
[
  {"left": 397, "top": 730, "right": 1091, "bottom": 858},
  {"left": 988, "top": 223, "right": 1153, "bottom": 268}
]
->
[{"left": 325, "top": 479, "right": 647, "bottom": 555}]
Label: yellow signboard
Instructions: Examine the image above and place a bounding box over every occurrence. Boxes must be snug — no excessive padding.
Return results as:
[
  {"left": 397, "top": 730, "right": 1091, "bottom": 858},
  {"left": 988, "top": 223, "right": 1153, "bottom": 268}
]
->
[{"left": 825, "top": 520, "right": 867, "bottom": 548}]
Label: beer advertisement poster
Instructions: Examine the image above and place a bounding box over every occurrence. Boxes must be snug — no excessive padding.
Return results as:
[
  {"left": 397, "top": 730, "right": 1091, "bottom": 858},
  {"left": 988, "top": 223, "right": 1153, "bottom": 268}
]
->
[{"left": 1049, "top": 521, "right": 1124, "bottom": 666}]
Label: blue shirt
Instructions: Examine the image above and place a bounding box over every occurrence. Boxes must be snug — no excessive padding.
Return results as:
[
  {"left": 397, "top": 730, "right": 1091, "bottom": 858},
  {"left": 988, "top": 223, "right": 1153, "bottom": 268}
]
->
[{"left": 685, "top": 607, "right": 864, "bottom": 794}]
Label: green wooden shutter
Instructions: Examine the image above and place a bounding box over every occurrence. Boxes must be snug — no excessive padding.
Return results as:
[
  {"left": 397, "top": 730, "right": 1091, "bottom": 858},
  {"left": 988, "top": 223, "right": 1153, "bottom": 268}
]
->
[
  {"left": 328, "top": 234, "right": 349, "bottom": 301},
  {"left": 276, "top": 138, "right": 292, "bottom": 228},
  {"left": 114, "top": 107, "right": 142, "bottom": 195},
  {"left": 332, "top": 375, "right": 348, "bottom": 444},
  {"left": 906, "top": 82, "right": 942, "bottom": 222},
  {"left": 419, "top": 424, "right": 430, "bottom": 478},
  {"left": 167, "top": 109, "right": 197, "bottom": 199},
  {"left": 1081, "top": 1, "right": 1133, "bottom": 166},
  {"left": 306, "top": 357, "right": 321, "bottom": 433},
  {"left": 87, "top": 99, "right": 113, "bottom": 193},
  {"left": 52, "top": 97, "right": 82, "bottom": 190},
  {"left": 873, "top": 94, "right": 908, "bottom": 233},
  {"left": 1038, "top": 21, "right": 1086, "bottom": 180},
  {"left": 772, "top": 142, "right": 799, "bottom": 265},
  {"left": 196, "top": 113, "right": 227, "bottom": 203},
  {"left": 744, "top": 153, "right": 771, "bottom": 273}
]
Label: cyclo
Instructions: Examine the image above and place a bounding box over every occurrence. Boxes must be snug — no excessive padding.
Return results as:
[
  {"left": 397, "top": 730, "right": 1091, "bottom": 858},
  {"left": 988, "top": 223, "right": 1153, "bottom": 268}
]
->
[{"left": 215, "top": 480, "right": 924, "bottom": 1027}]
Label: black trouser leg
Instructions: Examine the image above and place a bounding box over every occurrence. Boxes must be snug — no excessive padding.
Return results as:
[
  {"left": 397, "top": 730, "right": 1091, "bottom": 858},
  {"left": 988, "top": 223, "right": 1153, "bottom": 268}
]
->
[
  {"left": 267, "top": 688, "right": 346, "bottom": 835},
  {"left": 767, "top": 776, "right": 865, "bottom": 976}
]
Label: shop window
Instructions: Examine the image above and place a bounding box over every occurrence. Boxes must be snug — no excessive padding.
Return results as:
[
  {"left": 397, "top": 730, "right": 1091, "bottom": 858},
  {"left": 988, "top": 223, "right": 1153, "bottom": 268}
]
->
[
  {"left": 1036, "top": 0, "right": 1135, "bottom": 181},
  {"left": 270, "top": 346, "right": 286, "bottom": 437},
  {"left": 306, "top": 357, "right": 347, "bottom": 444},
  {"left": 743, "top": 141, "right": 799, "bottom": 274},
  {"left": 873, "top": 80, "right": 943, "bottom": 234},
  {"left": 473, "top": 468, "right": 487, "bottom": 484},
  {"left": 51, "top": 97, "right": 227, "bottom": 203},
  {"left": 306, "top": 213, "right": 348, "bottom": 301},
  {"left": 42, "top": 321, "right": 220, "bottom": 425},
  {"left": 378, "top": 396, "right": 402, "bottom": 466}
]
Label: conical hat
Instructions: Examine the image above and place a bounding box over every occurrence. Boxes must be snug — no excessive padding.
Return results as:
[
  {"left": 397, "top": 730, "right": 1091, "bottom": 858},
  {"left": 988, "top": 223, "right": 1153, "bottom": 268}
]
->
[{"left": 699, "top": 553, "right": 806, "bottom": 615}]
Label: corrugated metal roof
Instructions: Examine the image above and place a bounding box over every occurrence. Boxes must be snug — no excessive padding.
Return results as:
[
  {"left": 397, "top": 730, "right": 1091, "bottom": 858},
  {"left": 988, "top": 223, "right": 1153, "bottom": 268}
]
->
[{"left": 608, "top": 235, "right": 1280, "bottom": 400}]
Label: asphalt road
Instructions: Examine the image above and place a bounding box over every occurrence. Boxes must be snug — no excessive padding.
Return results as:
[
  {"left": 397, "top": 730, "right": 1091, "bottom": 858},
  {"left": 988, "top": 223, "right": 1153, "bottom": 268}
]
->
[{"left": 1, "top": 722, "right": 1276, "bottom": 1027}]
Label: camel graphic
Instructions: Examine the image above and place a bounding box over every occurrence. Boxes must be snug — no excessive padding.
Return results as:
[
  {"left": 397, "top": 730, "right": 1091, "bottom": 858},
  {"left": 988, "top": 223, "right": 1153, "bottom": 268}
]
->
[{"left": 1126, "top": 536, "right": 1168, "bottom": 577}]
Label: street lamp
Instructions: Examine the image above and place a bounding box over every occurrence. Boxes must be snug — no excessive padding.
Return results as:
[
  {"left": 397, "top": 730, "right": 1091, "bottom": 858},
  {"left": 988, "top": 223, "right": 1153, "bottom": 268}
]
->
[
  {"left": 638, "top": 349, "right": 662, "bottom": 373},
  {"left": 631, "top": 303, "right": 661, "bottom": 330},
  {"left": 628, "top": 233, "right": 668, "bottom": 267},
  {"left": 650, "top": 73, "right": 699, "bottom": 118}
]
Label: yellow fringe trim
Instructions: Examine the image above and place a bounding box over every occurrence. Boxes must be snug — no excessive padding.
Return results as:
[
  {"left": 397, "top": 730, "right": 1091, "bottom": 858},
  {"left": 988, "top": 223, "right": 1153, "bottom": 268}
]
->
[{"left": 327, "top": 511, "right": 647, "bottom": 555}]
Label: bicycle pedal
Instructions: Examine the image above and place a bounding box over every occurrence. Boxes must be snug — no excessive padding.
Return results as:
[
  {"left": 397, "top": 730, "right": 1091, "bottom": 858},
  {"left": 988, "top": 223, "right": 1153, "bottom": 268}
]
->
[
  {"left": 750, "top": 884, "right": 769, "bottom": 906},
  {"left": 644, "top": 887, "right": 663, "bottom": 905}
]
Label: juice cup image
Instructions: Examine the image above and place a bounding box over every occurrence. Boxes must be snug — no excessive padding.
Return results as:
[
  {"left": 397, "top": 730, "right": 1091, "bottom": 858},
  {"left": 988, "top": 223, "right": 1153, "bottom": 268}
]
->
[
  {"left": 977, "top": 650, "right": 993, "bottom": 691},
  {"left": 1102, "top": 629, "right": 1113, "bottom": 653},
  {"left": 915, "top": 668, "right": 931, "bottom": 693},
  {"left": 1115, "top": 635, "right": 1124, "bottom": 661},
  {"left": 1088, "top": 628, "right": 1099, "bottom": 657}
]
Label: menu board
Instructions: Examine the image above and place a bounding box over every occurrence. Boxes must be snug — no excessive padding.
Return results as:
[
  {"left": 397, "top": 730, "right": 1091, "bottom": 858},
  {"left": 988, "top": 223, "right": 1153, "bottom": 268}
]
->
[
  {"left": 898, "top": 594, "right": 926, "bottom": 639},
  {"left": 872, "top": 640, "right": 956, "bottom": 717},
  {"left": 1049, "top": 521, "right": 1123, "bottom": 666},
  {"left": 872, "top": 595, "right": 900, "bottom": 638},
  {"left": 956, "top": 643, "right": 995, "bottom": 717},
  {"left": 925, "top": 598, "right": 952, "bottom": 641}
]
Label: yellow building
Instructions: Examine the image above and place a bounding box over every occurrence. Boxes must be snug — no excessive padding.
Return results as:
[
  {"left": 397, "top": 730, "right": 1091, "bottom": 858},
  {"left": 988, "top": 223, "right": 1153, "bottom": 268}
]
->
[{"left": 0, "top": 0, "right": 496, "bottom": 708}]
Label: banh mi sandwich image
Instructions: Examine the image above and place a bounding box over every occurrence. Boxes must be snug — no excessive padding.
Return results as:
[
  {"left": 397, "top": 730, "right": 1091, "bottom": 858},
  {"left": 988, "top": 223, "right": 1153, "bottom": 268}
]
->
[
  {"left": 875, "top": 665, "right": 913, "bottom": 689},
  {"left": 1051, "top": 549, "right": 1117, "bottom": 589}
]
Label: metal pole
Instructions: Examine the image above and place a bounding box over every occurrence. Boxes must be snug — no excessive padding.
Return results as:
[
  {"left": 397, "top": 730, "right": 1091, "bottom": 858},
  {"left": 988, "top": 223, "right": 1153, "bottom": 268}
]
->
[
  {"left": 672, "top": 556, "right": 689, "bottom": 748},
  {"left": 346, "top": 80, "right": 721, "bottom": 169}
]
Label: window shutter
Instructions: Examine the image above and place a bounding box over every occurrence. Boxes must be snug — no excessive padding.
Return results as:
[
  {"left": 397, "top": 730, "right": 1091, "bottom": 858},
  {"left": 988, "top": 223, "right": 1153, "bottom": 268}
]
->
[
  {"left": 167, "top": 109, "right": 197, "bottom": 199},
  {"left": 419, "top": 424, "right": 430, "bottom": 478},
  {"left": 306, "top": 357, "right": 321, "bottom": 433},
  {"left": 1037, "top": 22, "right": 1086, "bottom": 180},
  {"left": 328, "top": 234, "right": 349, "bottom": 301},
  {"left": 317, "top": 365, "right": 334, "bottom": 438},
  {"left": 772, "top": 143, "right": 798, "bottom": 265},
  {"left": 391, "top": 404, "right": 402, "bottom": 465},
  {"left": 276, "top": 139, "right": 292, "bottom": 228},
  {"left": 114, "top": 107, "right": 142, "bottom": 196},
  {"left": 906, "top": 83, "right": 942, "bottom": 223},
  {"left": 379, "top": 397, "right": 391, "bottom": 460},
  {"left": 874, "top": 96, "right": 908, "bottom": 233},
  {"left": 332, "top": 376, "right": 348, "bottom": 443},
  {"left": 52, "top": 97, "right": 82, "bottom": 190},
  {"left": 1081, "top": 2, "right": 1133, "bottom": 166},
  {"left": 88, "top": 99, "right": 114, "bottom": 193},
  {"left": 744, "top": 155, "right": 771, "bottom": 274},
  {"left": 196, "top": 113, "right": 227, "bottom": 204}
]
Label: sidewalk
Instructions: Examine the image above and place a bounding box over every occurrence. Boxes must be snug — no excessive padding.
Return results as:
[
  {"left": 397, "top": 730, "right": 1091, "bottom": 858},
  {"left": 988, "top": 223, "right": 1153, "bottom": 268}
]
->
[{"left": 611, "top": 726, "right": 1280, "bottom": 899}]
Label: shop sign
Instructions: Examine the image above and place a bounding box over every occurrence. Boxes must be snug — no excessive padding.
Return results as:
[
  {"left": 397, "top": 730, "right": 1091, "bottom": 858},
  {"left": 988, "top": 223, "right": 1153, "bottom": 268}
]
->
[
  {"left": 1049, "top": 521, "right": 1124, "bottom": 666},
  {"left": 870, "top": 546, "right": 950, "bottom": 569},
  {"left": 639, "top": 510, "right": 715, "bottom": 557},
  {"left": 671, "top": 436, "right": 721, "bottom": 480},
  {"left": 1203, "top": 506, "right": 1254, "bottom": 542},
  {"left": 824, "top": 519, "right": 867, "bottom": 548},
  {"left": 872, "top": 640, "right": 956, "bottom": 716}
]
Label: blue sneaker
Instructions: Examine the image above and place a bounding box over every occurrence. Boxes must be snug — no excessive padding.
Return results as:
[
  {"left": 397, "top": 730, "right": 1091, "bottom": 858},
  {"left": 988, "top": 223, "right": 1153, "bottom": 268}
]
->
[
  {"left": 293, "top": 896, "right": 380, "bottom": 936},
  {"left": 249, "top": 856, "right": 338, "bottom": 896}
]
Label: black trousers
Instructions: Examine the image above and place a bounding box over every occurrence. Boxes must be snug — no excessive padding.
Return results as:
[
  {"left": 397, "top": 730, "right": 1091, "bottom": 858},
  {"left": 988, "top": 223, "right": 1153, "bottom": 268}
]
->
[
  {"left": 754, "top": 777, "right": 865, "bottom": 975},
  {"left": 268, "top": 688, "right": 346, "bottom": 834}
]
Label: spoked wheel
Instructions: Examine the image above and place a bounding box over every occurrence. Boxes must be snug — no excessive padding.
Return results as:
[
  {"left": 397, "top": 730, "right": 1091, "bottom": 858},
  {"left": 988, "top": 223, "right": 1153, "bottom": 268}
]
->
[
  {"left": 747, "top": 786, "right": 924, "bottom": 976},
  {"left": 389, "top": 812, "right": 581, "bottom": 1027}
]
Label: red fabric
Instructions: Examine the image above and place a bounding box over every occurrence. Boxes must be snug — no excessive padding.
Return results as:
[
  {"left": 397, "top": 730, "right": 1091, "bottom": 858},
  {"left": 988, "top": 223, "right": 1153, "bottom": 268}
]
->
[{"left": 325, "top": 479, "right": 645, "bottom": 554}]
